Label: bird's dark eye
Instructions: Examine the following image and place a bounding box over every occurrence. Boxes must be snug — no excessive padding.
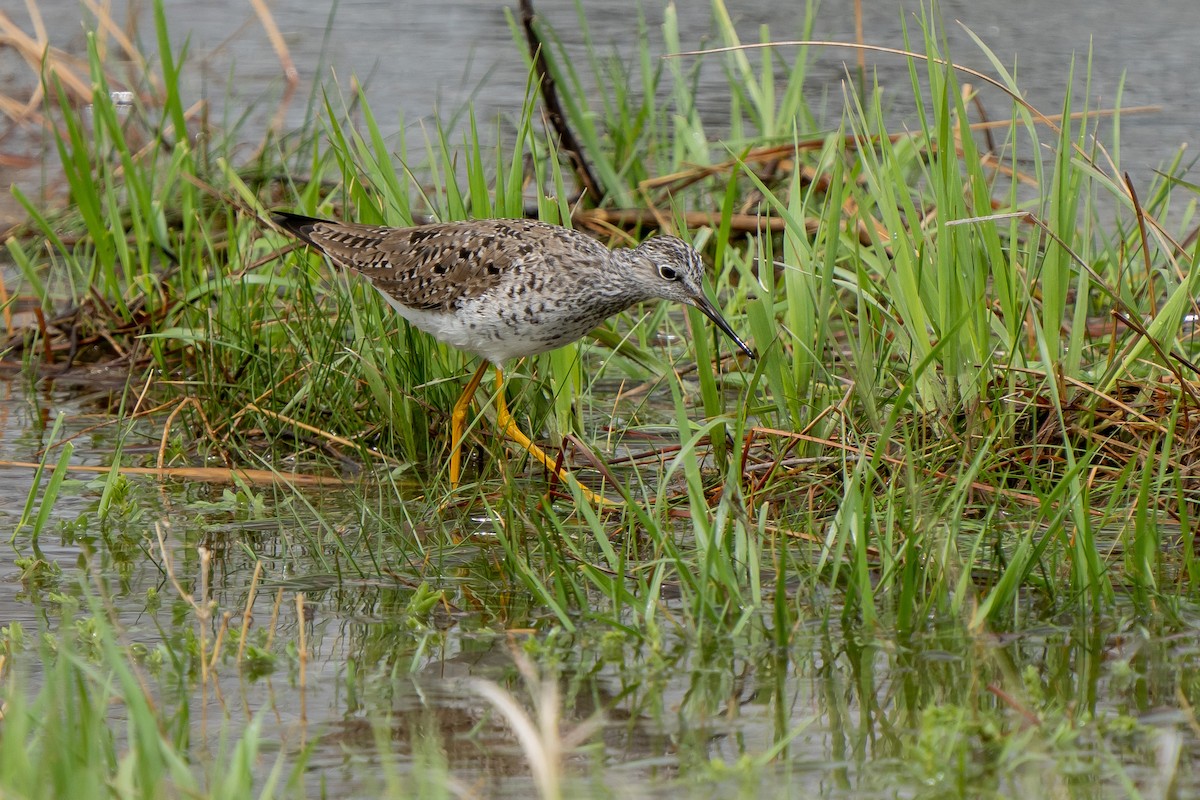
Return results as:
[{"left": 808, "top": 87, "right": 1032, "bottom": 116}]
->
[{"left": 659, "top": 265, "right": 679, "bottom": 281}]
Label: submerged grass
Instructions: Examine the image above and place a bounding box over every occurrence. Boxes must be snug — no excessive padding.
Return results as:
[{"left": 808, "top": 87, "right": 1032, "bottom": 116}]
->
[{"left": 3, "top": 0, "right": 1200, "bottom": 796}]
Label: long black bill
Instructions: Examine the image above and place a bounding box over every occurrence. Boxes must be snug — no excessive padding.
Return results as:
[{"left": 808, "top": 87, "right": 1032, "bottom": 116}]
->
[{"left": 691, "top": 295, "right": 756, "bottom": 359}]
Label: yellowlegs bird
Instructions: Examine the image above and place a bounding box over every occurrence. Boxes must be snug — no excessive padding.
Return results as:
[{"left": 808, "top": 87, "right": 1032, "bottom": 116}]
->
[{"left": 272, "top": 211, "right": 754, "bottom": 503}]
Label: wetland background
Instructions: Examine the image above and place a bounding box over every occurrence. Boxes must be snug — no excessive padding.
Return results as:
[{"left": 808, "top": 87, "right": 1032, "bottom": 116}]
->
[{"left": 3, "top": 0, "right": 1200, "bottom": 797}]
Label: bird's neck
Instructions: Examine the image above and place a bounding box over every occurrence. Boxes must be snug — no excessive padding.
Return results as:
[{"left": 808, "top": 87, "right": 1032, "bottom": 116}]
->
[{"left": 607, "top": 248, "right": 655, "bottom": 303}]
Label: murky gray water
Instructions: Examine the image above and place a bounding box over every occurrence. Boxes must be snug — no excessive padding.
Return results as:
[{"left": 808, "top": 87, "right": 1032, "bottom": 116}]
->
[
  {"left": 3, "top": 0, "right": 1198, "bottom": 227},
  {"left": 168, "top": 0, "right": 1199, "bottom": 169}
]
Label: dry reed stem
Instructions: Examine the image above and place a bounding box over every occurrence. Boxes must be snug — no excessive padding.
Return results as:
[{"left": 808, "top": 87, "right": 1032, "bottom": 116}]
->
[
  {"left": 236, "top": 560, "right": 264, "bottom": 665},
  {"left": 0, "top": 11, "right": 92, "bottom": 109},
  {"left": 295, "top": 592, "right": 307, "bottom": 729},
  {"left": 575, "top": 207, "right": 789, "bottom": 235},
  {"left": 0, "top": 457, "right": 346, "bottom": 485},
  {"left": 240, "top": 402, "right": 405, "bottom": 468},
  {"left": 80, "top": 0, "right": 159, "bottom": 95},
  {"left": 158, "top": 396, "right": 229, "bottom": 471},
  {"left": 0, "top": 270, "right": 11, "bottom": 335},
  {"left": 247, "top": 0, "right": 298, "bottom": 138}
]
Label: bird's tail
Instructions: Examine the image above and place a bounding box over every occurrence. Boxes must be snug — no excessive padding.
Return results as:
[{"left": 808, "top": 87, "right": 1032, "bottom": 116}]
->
[{"left": 271, "top": 211, "right": 328, "bottom": 248}]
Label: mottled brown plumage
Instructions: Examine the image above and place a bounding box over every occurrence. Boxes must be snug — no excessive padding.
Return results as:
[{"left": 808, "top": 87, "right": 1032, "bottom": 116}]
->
[{"left": 278, "top": 216, "right": 587, "bottom": 310}]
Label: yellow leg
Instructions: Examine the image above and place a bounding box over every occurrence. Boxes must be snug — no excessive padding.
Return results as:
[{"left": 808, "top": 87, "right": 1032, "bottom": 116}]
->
[
  {"left": 449, "top": 360, "right": 490, "bottom": 489},
  {"left": 492, "top": 367, "right": 617, "bottom": 506}
]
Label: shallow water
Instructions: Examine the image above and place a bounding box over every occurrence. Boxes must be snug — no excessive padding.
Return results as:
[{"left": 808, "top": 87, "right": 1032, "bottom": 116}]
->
[
  {"left": 3, "top": 1, "right": 1198, "bottom": 226},
  {"left": 3, "top": 375, "right": 1200, "bottom": 797}
]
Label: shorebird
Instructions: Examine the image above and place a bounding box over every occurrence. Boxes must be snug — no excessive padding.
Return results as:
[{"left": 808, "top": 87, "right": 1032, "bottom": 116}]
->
[{"left": 272, "top": 211, "right": 754, "bottom": 503}]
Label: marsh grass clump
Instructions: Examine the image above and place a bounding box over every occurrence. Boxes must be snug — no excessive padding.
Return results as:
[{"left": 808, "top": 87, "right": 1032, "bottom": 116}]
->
[{"left": 3, "top": 0, "right": 1200, "bottom": 797}]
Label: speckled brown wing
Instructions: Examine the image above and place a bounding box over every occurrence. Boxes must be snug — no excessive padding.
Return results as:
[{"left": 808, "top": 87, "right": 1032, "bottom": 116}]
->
[{"left": 273, "top": 213, "right": 602, "bottom": 311}]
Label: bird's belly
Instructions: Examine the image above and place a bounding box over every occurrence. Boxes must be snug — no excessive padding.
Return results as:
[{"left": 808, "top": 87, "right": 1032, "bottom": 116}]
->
[{"left": 382, "top": 290, "right": 625, "bottom": 364}]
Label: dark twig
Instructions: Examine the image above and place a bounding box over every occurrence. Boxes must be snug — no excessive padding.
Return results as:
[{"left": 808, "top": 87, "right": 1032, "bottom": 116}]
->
[
  {"left": 519, "top": 0, "right": 604, "bottom": 204},
  {"left": 573, "top": 207, "right": 794, "bottom": 236}
]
